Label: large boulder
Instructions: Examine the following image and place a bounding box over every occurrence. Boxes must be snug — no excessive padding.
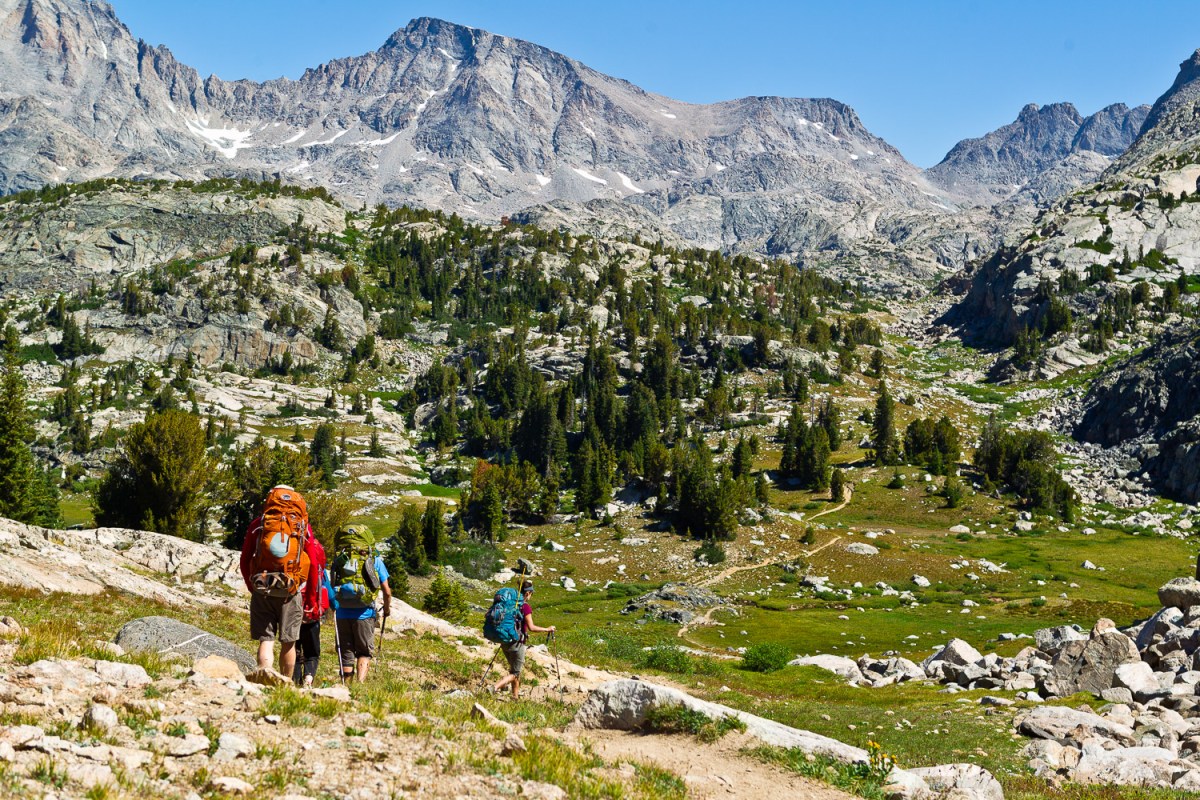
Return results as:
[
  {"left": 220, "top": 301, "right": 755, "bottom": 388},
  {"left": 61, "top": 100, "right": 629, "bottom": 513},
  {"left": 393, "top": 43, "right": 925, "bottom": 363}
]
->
[
  {"left": 1073, "top": 742, "right": 1184, "bottom": 786},
  {"left": 908, "top": 764, "right": 1004, "bottom": 800},
  {"left": 1112, "top": 662, "right": 1162, "bottom": 700},
  {"left": 575, "top": 679, "right": 868, "bottom": 763},
  {"left": 114, "top": 616, "right": 256, "bottom": 673},
  {"left": 1159, "top": 578, "right": 1200, "bottom": 610},
  {"left": 1043, "top": 625, "right": 1140, "bottom": 697},
  {"left": 1033, "top": 625, "right": 1087, "bottom": 657},
  {"left": 789, "top": 655, "right": 864, "bottom": 683},
  {"left": 1134, "top": 606, "right": 1184, "bottom": 651},
  {"left": 621, "top": 584, "right": 722, "bottom": 625},
  {"left": 1018, "top": 706, "right": 1137, "bottom": 746},
  {"left": 924, "top": 638, "right": 983, "bottom": 669}
]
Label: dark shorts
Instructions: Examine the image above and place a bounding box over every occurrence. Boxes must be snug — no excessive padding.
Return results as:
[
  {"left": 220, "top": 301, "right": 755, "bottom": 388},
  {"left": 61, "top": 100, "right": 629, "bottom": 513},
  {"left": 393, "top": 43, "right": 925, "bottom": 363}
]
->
[
  {"left": 249, "top": 591, "right": 303, "bottom": 643},
  {"left": 501, "top": 641, "right": 526, "bottom": 676},
  {"left": 337, "top": 617, "right": 375, "bottom": 669}
]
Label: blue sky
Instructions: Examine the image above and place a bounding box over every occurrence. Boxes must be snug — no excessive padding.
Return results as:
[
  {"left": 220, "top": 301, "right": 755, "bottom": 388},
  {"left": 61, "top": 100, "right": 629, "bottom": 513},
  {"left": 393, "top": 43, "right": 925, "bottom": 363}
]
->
[{"left": 108, "top": 0, "right": 1199, "bottom": 167}]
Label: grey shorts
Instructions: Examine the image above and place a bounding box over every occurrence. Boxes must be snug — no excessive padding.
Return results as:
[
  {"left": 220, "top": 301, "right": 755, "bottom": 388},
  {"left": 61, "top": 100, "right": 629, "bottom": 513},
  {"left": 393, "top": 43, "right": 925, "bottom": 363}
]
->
[
  {"left": 501, "top": 641, "right": 526, "bottom": 676},
  {"left": 250, "top": 591, "right": 303, "bottom": 643},
  {"left": 337, "top": 617, "right": 376, "bottom": 668}
]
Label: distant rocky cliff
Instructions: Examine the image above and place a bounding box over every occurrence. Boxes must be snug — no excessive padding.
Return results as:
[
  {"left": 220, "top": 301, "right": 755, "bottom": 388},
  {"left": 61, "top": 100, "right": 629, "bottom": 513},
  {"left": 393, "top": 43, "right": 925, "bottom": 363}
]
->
[{"left": 1075, "top": 324, "right": 1200, "bottom": 502}]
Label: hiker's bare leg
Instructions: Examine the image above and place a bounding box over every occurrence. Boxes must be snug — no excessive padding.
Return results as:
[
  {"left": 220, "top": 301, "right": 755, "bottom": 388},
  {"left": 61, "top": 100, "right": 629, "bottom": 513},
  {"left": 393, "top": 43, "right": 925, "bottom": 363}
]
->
[
  {"left": 257, "top": 640, "right": 274, "bottom": 671},
  {"left": 279, "top": 642, "right": 296, "bottom": 677},
  {"left": 510, "top": 675, "right": 521, "bottom": 699},
  {"left": 356, "top": 656, "right": 371, "bottom": 683}
]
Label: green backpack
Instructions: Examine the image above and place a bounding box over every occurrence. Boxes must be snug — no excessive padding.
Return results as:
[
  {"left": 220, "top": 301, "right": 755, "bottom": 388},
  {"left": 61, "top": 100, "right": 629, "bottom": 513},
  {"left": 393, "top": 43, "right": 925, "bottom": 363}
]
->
[{"left": 332, "top": 525, "right": 381, "bottom": 608}]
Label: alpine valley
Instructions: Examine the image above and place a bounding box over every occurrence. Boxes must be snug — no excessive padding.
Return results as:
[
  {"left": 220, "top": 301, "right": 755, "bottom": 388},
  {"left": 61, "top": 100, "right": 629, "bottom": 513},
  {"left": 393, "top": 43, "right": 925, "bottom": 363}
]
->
[{"left": 0, "top": 2, "right": 1199, "bottom": 799}]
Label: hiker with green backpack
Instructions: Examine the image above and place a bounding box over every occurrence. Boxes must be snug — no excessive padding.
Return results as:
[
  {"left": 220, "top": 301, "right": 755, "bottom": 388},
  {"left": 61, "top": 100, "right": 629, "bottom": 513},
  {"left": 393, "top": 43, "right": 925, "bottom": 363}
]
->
[
  {"left": 331, "top": 525, "right": 391, "bottom": 683},
  {"left": 485, "top": 579, "right": 555, "bottom": 699}
]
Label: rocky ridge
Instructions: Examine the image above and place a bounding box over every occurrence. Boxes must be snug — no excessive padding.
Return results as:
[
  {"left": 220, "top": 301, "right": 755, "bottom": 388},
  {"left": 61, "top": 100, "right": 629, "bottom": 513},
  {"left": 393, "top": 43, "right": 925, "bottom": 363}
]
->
[
  {"left": 944, "top": 49, "right": 1200, "bottom": 347},
  {"left": 927, "top": 102, "right": 1149, "bottom": 205},
  {"left": 0, "top": 0, "right": 1149, "bottom": 290}
]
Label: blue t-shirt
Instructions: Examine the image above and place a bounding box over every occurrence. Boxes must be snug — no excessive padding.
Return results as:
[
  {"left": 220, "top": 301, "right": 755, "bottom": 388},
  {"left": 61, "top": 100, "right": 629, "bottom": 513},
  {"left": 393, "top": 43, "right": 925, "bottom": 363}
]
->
[{"left": 335, "top": 557, "right": 389, "bottom": 620}]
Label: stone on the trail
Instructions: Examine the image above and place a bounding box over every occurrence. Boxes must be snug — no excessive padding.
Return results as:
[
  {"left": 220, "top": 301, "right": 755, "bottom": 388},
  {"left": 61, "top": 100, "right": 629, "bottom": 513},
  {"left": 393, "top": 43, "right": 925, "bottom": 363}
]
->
[
  {"left": 948, "top": 525, "right": 971, "bottom": 534},
  {"left": 911, "top": 575, "right": 931, "bottom": 588},
  {"left": 1159, "top": 577, "right": 1200, "bottom": 610},
  {"left": 559, "top": 576, "right": 576, "bottom": 591},
  {"left": 788, "top": 655, "right": 864, "bottom": 683},
  {"left": 909, "top": 763, "right": 1004, "bottom": 800},
  {"left": 0, "top": 616, "right": 24, "bottom": 638},
  {"left": 311, "top": 686, "right": 351, "bottom": 702},
  {"left": 211, "top": 776, "right": 254, "bottom": 795},
  {"left": 82, "top": 704, "right": 119, "bottom": 732},
  {"left": 213, "top": 732, "right": 254, "bottom": 762},
  {"left": 844, "top": 542, "right": 879, "bottom": 556},
  {"left": 1101, "top": 687, "right": 1135, "bottom": 705},
  {"left": 168, "top": 734, "right": 210, "bottom": 757},
  {"left": 1018, "top": 706, "right": 1137, "bottom": 746},
  {"left": 501, "top": 731, "right": 527, "bottom": 756},
  {"left": 246, "top": 668, "right": 290, "bottom": 688},
  {"left": 1033, "top": 625, "right": 1087, "bottom": 657},
  {"left": 96, "top": 660, "right": 151, "bottom": 688},
  {"left": 115, "top": 617, "right": 256, "bottom": 673},
  {"left": 516, "top": 558, "right": 538, "bottom": 576},
  {"left": 191, "top": 655, "right": 243, "bottom": 681},
  {"left": 1043, "top": 627, "right": 1139, "bottom": 697}
]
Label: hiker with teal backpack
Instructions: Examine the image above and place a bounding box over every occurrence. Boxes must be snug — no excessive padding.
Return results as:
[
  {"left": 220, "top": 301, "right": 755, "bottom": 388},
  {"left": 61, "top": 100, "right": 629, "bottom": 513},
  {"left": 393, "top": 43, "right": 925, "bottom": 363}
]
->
[
  {"left": 486, "top": 579, "right": 555, "bottom": 699},
  {"left": 331, "top": 525, "right": 391, "bottom": 683}
]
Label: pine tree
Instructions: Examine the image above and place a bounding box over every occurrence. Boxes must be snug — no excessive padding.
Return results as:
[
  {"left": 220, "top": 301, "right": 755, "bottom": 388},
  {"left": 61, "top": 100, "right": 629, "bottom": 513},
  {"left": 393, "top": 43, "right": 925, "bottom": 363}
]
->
[
  {"left": 872, "top": 381, "right": 899, "bottom": 466},
  {"left": 0, "top": 326, "right": 42, "bottom": 524},
  {"left": 422, "top": 501, "right": 447, "bottom": 563},
  {"left": 830, "top": 468, "right": 845, "bottom": 503},
  {"left": 94, "top": 409, "right": 214, "bottom": 540},
  {"left": 818, "top": 397, "right": 842, "bottom": 451},
  {"left": 310, "top": 423, "right": 339, "bottom": 488}
]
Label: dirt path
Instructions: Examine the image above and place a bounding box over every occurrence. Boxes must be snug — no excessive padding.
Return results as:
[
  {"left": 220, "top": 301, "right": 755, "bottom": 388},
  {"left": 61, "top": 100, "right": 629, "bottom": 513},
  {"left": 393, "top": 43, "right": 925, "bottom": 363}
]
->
[
  {"left": 696, "top": 487, "right": 852, "bottom": 589},
  {"left": 573, "top": 730, "right": 855, "bottom": 800}
]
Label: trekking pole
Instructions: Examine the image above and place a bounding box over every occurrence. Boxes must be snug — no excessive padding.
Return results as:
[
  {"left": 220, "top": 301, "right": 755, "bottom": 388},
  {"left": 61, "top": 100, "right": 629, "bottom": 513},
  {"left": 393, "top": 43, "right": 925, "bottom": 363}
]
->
[
  {"left": 479, "top": 646, "right": 501, "bottom": 693},
  {"left": 332, "top": 614, "right": 345, "bottom": 686},
  {"left": 377, "top": 605, "right": 389, "bottom": 656},
  {"left": 549, "top": 630, "right": 564, "bottom": 699}
]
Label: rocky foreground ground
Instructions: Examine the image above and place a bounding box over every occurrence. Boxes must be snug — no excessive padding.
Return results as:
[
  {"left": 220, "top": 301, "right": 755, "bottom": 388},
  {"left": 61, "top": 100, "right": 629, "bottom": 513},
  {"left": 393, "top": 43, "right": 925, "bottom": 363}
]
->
[{"left": 0, "top": 517, "right": 1019, "bottom": 800}]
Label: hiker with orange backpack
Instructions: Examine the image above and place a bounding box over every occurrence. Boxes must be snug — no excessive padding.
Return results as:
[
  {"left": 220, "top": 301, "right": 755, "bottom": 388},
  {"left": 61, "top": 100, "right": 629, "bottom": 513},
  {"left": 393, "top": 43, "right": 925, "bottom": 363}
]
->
[
  {"left": 239, "top": 485, "right": 312, "bottom": 681},
  {"left": 294, "top": 527, "right": 332, "bottom": 687}
]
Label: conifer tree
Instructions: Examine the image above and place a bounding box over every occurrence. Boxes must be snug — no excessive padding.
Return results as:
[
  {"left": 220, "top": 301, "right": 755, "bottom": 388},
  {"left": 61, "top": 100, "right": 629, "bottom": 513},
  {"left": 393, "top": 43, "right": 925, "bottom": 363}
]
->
[
  {"left": 872, "top": 381, "right": 899, "bottom": 466},
  {"left": 94, "top": 409, "right": 214, "bottom": 540},
  {"left": 0, "top": 326, "right": 59, "bottom": 527}
]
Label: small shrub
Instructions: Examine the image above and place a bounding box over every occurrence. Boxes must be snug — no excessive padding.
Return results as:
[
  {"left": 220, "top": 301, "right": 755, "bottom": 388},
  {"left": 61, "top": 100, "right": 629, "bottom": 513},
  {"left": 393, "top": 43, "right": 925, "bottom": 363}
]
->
[
  {"left": 887, "top": 470, "right": 905, "bottom": 489},
  {"left": 640, "top": 704, "right": 746, "bottom": 743},
  {"left": 639, "top": 643, "right": 694, "bottom": 675},
  {"left": 422, "top": 569, "right": 469, "bottom": 624},
  {"left": 742, "top": 642, "right": 791, "bottom": 673},
  {"left": 442, "top": 540, "right": 503, "bottom": 580},
  {"left": 694, "top": 539, "right": 726, "bottom": 564}
]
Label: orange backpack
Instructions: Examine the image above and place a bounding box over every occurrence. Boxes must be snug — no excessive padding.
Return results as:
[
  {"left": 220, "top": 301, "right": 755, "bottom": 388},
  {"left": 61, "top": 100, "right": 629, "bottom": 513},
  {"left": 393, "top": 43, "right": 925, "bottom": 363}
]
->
[{"left": 249, "top": 485, "right": 310, "bottom": 597}]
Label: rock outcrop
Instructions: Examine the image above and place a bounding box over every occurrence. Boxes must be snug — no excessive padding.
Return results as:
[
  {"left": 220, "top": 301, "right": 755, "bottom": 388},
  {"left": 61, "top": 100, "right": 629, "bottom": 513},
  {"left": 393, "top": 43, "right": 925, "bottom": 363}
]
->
[
  {"left": 114, "top": 617, "right": 256, "bottom": 674},
  {"left": 1073, "top": 324, "right": 1200, "bottom": 502}
]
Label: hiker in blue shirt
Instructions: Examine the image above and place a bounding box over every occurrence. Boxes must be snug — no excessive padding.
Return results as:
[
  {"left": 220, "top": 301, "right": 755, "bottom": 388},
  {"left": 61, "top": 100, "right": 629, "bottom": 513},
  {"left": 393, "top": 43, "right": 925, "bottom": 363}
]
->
[{"left": 331, "top": 525, "right": 392, "bottom": 683}]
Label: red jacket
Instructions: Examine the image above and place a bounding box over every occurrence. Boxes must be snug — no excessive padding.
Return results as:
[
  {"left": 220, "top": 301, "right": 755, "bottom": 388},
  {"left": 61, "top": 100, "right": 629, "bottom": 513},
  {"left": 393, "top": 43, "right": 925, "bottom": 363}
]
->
[{"left": 240, "top": 517, "right": 325, "bottom": 618}]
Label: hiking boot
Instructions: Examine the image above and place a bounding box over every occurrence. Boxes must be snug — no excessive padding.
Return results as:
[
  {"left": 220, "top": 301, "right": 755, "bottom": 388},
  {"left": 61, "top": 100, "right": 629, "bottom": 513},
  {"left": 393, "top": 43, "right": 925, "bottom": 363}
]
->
[{"left": 246, "top": 668, "right": 290, "bottom": 688}]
